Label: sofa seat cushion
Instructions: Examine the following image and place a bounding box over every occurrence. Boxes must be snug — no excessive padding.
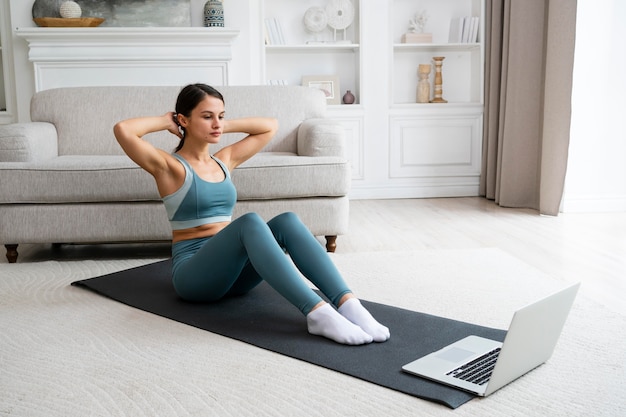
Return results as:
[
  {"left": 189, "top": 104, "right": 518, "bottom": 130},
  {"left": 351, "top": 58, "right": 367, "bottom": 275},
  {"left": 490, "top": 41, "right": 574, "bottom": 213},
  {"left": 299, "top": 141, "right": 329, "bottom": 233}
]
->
[{"left": 0, "top": 153, "right": 351, "bottom": 204}]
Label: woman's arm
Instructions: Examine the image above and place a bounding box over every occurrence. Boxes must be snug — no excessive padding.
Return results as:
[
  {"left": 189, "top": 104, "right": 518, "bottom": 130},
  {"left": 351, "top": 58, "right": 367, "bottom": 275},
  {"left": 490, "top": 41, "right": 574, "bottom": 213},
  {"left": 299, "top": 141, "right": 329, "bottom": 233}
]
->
[
  {"left": 216, "top": 117, "right": 278, "bottom": 170},
  {"left": 113, "top": 112, "right": 181, "bottom": 176}
]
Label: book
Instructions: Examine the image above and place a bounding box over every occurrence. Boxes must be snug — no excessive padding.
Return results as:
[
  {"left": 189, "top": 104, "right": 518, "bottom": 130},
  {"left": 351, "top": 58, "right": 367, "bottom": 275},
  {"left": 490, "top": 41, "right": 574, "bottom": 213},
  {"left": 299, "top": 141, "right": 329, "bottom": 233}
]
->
[
  {"left": 448, "top": 17, "right": 464, "bottom": 43},
  {"left": 264, "top": 18, "right": 275, "bottom": 44},
  {"left": 448, "top": 16, "right": 480, "bottom": 44},
  {"left": 470, "top": 16, "right": 480, "bottom": 43},
  {"left": 264, "top": 18, "right": 285, "bottom": 45},
  {"left": 462, "top": 16, "right": 471, "bottom": 43}
]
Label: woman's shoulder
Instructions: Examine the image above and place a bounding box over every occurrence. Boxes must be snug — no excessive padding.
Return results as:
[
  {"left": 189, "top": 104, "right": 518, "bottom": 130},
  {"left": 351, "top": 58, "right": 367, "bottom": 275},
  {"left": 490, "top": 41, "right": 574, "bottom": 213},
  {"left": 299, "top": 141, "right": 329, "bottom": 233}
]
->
[
  {"left": 148, "top": 151, "right": 187, "bottom": 196},
  {"left": 213, "top": 147, "right": 236, "bottom": 172}
]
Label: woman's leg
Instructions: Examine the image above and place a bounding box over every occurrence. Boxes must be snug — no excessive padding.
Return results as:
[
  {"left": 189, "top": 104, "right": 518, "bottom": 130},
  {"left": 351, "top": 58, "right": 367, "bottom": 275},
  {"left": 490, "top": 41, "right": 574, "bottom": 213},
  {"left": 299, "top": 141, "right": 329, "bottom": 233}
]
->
[
  {"left": 172, "top": 213, "right": 373, "bottom": 345},
  {"left": 172, "top": 213, "right": 319, "bottom": 311},
  {"left": 267, "top": 212, "right": 390, "bottom": 342},
  {"left": 267, "top": 212, "right": 350, "bottom": 306}
]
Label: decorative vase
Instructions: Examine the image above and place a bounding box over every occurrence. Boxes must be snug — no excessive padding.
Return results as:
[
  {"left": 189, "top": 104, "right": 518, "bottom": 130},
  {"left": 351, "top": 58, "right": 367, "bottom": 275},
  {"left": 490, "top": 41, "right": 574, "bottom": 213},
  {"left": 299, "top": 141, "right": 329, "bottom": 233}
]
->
[
  {"left": 342, "top": 90, "right": 355, "bottom": 105},
  {"left": 32, "top": 0, "right": 64, "bottom": 18},
  {"left": 416, "top": 64, "right": 431, "bottom": 103},
  {"left": 59, "top": 1, "right": 82, "bottom": 19},
  {"left": 204, "top": 0, "right": 224, "bottom": 28}
]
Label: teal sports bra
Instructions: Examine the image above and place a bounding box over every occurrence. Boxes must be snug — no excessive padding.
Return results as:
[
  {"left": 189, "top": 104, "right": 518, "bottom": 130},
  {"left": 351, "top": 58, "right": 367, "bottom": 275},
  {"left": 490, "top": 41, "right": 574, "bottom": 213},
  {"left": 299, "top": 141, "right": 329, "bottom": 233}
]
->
[{"left": 162, "top": 153, "right": 237, "bottom": 230}]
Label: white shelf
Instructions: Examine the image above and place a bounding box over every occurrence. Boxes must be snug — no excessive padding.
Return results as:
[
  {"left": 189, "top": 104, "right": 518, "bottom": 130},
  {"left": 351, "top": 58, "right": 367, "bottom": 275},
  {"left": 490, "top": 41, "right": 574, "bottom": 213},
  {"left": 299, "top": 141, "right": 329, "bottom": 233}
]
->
[
  {"left": 390, "top": 102, "right": 484, "bottom": 111},
  {"left": 14, "top": 27, "right": 240, "bottom": 46},
  {"left": 265, "top": 43, "right": 360, "bottom": 53},
  {"left": 16, "top": 27, "right": 240, "bottom": 91},
  {"left": 393, "top": 42, "right": 480, "bottom": 52}
]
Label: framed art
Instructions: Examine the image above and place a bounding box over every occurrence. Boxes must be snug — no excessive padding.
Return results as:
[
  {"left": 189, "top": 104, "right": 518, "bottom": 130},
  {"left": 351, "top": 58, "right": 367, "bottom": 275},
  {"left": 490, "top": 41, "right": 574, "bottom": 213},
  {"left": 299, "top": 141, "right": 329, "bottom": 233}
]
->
[{"left": 301, "top": 75, "right": 341, "bottom": 105}]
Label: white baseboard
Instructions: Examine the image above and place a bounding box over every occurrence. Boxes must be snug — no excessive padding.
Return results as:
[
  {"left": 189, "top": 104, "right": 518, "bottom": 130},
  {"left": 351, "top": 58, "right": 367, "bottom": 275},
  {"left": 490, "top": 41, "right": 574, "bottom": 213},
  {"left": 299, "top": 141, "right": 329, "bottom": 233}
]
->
[
  {"left": 561, "top": 194, "right": 626, "bottom": 213},
  {"left": 349, "top": 184, "right": 480, "bottom": 200}
]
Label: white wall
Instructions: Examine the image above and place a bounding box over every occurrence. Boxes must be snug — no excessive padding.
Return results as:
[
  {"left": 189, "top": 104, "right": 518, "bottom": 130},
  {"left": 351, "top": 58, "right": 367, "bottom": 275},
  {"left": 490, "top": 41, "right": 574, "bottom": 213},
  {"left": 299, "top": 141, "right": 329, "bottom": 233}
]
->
[{"left": 562, "top": 0, "right": 626, "bottom": 212}]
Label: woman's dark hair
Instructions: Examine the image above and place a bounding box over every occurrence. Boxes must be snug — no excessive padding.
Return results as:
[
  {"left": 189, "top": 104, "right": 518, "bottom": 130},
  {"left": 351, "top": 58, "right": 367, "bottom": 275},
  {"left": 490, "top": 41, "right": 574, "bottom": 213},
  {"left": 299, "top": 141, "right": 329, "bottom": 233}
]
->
[{"left": 174, "top": 84, "right": 224, "bottom": 152}]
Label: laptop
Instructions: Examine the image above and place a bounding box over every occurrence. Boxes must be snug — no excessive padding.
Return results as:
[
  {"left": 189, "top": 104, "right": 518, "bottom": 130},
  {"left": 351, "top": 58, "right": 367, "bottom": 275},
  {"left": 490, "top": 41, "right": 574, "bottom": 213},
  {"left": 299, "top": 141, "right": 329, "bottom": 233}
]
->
[{"left": 402, "top": 282, "right": 580, "bottom": 397}]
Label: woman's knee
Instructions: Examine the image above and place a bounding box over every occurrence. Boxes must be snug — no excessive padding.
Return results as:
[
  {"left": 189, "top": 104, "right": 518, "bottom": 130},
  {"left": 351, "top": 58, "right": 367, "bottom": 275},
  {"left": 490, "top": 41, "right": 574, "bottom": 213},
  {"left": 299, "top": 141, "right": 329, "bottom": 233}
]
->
[
  {"left": 236, "top": 212, "right": 267, "bottom": 231},
  {"left": 268, "top": 211, "right": 302, "bottom": 229}
]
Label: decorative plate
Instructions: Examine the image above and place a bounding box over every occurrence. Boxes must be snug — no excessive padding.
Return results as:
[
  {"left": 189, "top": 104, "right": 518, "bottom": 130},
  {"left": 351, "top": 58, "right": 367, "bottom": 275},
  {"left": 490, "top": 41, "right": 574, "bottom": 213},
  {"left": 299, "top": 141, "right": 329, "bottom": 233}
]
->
[
  {"left": 303, "top": 6, "right": 327, "bottom": 33},
  {"left": 325, "top": 0, "right": 354, "bottom": 30}
]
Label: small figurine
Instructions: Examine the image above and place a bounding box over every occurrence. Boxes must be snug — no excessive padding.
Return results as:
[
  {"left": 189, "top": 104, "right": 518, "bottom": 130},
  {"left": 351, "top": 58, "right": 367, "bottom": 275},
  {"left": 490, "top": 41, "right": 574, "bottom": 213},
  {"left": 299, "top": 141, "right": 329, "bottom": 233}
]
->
[
  {"left": 411, "top": 10, "right": 429, "bottom": 33},
  {"left": 402, "top": 10, "right": 432, "bottom": 43}
]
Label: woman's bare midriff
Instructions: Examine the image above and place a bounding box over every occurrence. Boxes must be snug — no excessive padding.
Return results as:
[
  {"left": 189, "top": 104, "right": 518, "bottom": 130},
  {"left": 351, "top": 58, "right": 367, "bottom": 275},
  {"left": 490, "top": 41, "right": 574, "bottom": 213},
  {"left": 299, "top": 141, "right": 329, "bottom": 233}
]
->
[{"left": 172, "top": 221, "right": 231, "bottom": 243}]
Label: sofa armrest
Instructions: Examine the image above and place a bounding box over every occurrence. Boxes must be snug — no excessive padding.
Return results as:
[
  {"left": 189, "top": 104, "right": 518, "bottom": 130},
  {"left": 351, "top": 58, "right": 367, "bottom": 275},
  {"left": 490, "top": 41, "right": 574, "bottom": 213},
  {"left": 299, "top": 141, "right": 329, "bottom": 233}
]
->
[
  {"left": 297, "top": 118, "right": 346, "bottom": 157},
  {"left": 0, "top": 123, "right": 59, "bottom": 162}
]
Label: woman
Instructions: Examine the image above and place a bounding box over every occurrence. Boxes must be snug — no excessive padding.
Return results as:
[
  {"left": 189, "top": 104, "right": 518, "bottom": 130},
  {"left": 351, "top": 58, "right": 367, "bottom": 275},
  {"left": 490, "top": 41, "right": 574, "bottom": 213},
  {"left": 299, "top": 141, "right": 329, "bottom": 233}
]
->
[{"left": 114, "top": 84, "right": 389, "bottom": 345}]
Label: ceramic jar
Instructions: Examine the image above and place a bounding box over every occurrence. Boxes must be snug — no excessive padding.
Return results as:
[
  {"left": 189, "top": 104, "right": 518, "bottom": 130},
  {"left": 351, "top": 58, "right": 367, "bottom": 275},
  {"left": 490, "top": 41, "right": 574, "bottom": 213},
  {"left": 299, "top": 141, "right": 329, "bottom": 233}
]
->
[
  {"left": 342, "top": 90, "right": 355, "bottom": 105},
  {"left": 204, "top": 0, "right": 224, "bottom": 28}
]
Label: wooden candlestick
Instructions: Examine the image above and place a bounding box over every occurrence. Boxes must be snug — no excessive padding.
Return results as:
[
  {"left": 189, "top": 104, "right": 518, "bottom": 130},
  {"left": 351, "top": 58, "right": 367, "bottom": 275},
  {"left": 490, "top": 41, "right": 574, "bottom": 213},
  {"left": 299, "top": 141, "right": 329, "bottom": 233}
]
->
[{"left": 430, "top": 56, "right": 447, "bottom": 103}]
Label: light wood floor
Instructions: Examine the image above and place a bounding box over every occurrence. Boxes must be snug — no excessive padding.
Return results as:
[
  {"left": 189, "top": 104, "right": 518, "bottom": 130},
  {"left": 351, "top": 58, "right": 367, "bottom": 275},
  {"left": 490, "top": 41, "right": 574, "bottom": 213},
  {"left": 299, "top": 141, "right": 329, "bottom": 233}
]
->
[
  {"left": 340, "top": 198, "right": 626, "bottom": 315},
  {"left": 6, "top": 197, "right": 625, "bottom": 314}
]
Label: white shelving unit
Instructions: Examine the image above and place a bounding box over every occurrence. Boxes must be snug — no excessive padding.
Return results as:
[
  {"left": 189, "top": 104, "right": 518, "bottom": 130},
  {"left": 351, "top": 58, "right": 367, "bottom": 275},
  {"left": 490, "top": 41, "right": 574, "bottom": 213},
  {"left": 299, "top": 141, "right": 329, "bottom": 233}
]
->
[
  {"left": 264, "top": 0, "right": 486, "bottom": 197},
  {"left": 386, "top": 0, "right": 485, "bottom": 197}
]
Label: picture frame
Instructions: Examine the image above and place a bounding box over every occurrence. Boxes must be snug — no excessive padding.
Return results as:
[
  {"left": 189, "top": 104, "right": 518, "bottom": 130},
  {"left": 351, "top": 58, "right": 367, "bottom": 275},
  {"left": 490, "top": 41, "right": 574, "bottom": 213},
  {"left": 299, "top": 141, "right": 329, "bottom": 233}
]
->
[{"left": 301, "top": 75, "right": 341, "bottom": 105}]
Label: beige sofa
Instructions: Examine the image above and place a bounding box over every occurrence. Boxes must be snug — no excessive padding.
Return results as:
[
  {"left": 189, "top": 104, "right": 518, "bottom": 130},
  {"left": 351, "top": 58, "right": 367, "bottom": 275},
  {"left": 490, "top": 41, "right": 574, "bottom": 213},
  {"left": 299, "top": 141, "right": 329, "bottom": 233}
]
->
[{"left": 0, "top": 85, "right": 351, "bottom": 263}]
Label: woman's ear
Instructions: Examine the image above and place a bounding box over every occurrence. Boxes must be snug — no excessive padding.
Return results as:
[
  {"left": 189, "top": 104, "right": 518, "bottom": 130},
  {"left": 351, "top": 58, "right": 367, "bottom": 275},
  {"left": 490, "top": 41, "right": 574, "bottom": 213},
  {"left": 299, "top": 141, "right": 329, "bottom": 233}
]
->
[{"left": 176, "top": 113, "right": 188, "bottom": 128}]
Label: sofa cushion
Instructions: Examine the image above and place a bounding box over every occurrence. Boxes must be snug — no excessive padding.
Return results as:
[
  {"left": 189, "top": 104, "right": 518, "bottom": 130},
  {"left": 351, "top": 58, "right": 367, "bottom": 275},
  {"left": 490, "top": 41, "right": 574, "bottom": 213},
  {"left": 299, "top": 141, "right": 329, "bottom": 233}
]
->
[
  {"left": 234, "top": 152, "right": 350, "bottom": 200},
  {"left": 0, "top": 153, "right": 350, "bottom": 204},
  {"left": 0, "top": 156, "right": 158, "bottom": 204},
  {"left": 0, "top": 123, "right": 58, "bottom": 163}
]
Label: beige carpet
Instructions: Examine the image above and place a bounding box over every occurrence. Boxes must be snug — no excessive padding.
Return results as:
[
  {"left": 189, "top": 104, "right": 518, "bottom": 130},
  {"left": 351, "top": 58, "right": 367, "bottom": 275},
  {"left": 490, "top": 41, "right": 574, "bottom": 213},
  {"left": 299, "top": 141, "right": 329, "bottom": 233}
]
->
[{"left": 1, "top": 248, "right": 624, "bottom": 416}]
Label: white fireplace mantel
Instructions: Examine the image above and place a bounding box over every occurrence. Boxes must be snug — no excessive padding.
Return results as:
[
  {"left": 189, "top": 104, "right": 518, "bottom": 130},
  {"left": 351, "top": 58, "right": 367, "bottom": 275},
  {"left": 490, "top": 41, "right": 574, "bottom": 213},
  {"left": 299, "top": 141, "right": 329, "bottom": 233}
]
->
[{"left": 15, "top": 27, "right": 240, "bottom": 92}]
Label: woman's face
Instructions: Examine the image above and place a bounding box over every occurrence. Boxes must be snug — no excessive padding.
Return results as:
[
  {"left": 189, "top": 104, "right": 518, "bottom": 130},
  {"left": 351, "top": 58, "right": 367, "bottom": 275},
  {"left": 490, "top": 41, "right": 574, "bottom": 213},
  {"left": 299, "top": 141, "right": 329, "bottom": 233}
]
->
[{"left": 180, "top": 94, "right": 225, "bottom": 145}]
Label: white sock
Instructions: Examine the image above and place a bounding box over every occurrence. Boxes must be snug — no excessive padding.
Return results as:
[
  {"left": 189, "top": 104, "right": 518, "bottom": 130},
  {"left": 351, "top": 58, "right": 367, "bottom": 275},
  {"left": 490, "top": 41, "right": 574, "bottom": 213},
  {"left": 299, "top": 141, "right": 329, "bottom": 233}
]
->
[
  {"left": 338, "top": 298, "right": 390, "bottom": 342},
  {"left": 307, "top": 303, "right": 373, "bottom": 345}
]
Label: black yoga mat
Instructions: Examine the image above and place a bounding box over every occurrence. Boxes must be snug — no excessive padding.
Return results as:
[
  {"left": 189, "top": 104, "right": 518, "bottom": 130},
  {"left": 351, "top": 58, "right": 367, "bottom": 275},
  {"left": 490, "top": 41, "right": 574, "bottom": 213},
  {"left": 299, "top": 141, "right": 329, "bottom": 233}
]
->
[{"left": 72, "top": 260, "right": 506, "bottom": 409}]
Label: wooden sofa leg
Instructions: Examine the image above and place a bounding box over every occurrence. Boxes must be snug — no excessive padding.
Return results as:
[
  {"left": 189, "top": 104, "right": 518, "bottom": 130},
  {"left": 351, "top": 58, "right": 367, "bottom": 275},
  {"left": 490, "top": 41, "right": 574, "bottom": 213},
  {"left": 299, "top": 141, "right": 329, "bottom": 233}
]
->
[
  {"left": 5, "top": 244, "right": 18, "bottom": 263},
  {"left": 325, "top": 235, "right": 337, "bottom": 253}
]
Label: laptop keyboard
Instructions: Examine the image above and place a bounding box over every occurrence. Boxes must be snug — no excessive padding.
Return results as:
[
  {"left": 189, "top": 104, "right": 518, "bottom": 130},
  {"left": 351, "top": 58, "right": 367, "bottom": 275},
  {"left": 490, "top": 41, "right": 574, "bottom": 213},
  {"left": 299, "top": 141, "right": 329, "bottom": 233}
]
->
[{"left": 446, "top": 347, "right": 501, "bottom": 386}]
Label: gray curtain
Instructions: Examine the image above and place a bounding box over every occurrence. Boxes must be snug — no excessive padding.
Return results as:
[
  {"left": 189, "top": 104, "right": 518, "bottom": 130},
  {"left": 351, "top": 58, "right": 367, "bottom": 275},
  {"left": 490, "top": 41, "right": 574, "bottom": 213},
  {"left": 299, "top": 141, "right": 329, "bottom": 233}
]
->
[{"left": 480, "top": 0, "right": 577, "bottom": 215}]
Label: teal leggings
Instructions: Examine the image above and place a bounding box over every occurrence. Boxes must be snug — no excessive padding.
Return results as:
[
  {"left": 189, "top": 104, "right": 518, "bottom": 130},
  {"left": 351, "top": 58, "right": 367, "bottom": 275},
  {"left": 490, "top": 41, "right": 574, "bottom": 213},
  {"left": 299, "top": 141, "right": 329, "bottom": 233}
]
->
[{"left": 171, "top": 212, "right": 351, "bottom": 315}]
